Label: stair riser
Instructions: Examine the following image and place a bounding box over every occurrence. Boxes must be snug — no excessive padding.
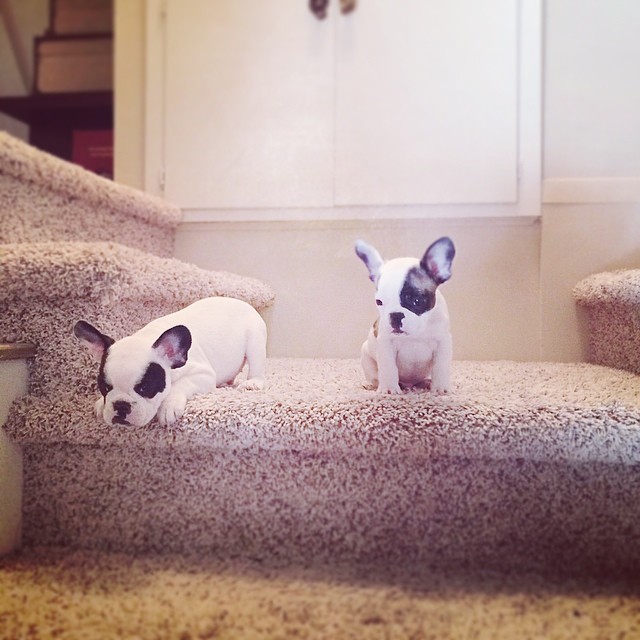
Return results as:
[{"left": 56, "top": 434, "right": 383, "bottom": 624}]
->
[
  {"left": 585, "top": 306, "right": 640, "bottom": 375},
  {"left": 22, "top": 444, "right": 640, "bottom": 577}
]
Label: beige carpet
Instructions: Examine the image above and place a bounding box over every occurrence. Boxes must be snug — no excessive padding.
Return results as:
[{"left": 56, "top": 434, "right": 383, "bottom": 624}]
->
[
  {"left": 2, "top": 130, "right": 640, "bottom": 639},
  {"left": 1, "top": 545, "right": 638, "bottom": 640},
  {"left": 0, "top": 241, "right": 275, "bottom": 397},
  {"left": 575, "top": 269, "right": 640, "bottom": 375},
  {"left": 6, "top": 359, "right": 640, "bottom": 578},
  {"left": 0, "top": 132, "right": 181, "bottom": 257}
]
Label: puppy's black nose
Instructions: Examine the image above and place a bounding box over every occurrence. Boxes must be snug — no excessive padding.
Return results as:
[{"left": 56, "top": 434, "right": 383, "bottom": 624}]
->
[
  {"left": 112, "top": 400, "right": 131, "bottom": 417},
  {"left": 389, "top": 312, "right": 405, "bottom": 331}
]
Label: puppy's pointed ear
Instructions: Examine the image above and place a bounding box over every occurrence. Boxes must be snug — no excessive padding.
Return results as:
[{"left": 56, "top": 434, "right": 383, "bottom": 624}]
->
[
  {"left": 355, "top": 240, "right": 384, "bottom": 283},
  {"left": 153, "top": 325, "right": 192, "bottom": 369},
  {"left": 421, "top": 237, "right": 455, "bottom": 285},
  {"left": 74, "top": 321, "right": 115, "bottom": 359}
]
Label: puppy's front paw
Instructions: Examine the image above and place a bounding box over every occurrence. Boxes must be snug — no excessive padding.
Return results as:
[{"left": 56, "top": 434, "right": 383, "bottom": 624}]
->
[
  {"left": 376, "top": 384, "right": 402, "bottom": 395},
  {"left": 431, "top": 381, "right": 450, "bottom": 396},
  {"left": 238, "top": 377, "right": 265, "bottom": 391},
  {"left": 157, "top": 392, "right": 187, "bottom": 426}
]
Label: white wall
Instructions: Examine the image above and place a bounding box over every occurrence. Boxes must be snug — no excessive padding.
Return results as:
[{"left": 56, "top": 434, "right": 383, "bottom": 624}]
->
[
  {"left": 175, "top": 217, "right": 541, "bottom": 359},
  {"left": 544, "top": 0, "right": 640, "bottom": 182},
  {"left": 0, "top": 0, "right": 48, "bottom": 138},
  {"left": 115, "top": 0, "right": 640, "bottom": 362},
  {"left": 540, "top": 0, "right": 640, "bottom": 361}
]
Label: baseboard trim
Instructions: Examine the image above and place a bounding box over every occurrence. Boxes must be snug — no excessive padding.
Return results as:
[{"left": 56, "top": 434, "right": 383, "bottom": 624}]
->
[{"left": 543, "top": 178, "right": 640, "bottom": 204}]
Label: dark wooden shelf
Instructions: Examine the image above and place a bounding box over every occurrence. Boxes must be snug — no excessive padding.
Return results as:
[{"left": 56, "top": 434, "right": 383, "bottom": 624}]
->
[
  {"left": 0, "top": 91, "right": 113, "bottom": 165},
  {"left": 0, "top": 91, "right": 112, "bottom": 125}
]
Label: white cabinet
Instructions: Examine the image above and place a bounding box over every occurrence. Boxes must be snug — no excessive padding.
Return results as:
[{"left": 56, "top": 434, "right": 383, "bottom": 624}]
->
[
  {"left": 155, "top": 0, "right": 334, "bottom": 209},
  {"left": 335, "top": 0, "right": 518, "bottom": 206},
  {"left": 145, "top": 0, "right": 540, "bottom": 218}
]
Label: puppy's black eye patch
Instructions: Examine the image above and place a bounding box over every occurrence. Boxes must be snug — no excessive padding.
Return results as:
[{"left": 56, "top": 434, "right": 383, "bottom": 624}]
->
[
  {"left": 134, "top": 363, "right": 166, "bottom": 399},
  {"left": 400, "top": 283, "right": 434, "bottom": 316},
  {"left": 400, "top": 266, "right": 437, "bottom": 316}
]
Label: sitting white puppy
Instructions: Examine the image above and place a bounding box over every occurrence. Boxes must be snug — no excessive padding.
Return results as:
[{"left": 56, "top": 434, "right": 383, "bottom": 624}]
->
[
  {"left": 74, "top": 297, "right": 267, "bottom": 426},
  {"left": 355, "top": 237, "right": 455, "bottom": 395}
]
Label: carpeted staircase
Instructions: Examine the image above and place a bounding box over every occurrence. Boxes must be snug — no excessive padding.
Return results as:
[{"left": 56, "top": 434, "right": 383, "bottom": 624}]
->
[{"left": 2, "top": 133, "right": 640, "bottom": 607}]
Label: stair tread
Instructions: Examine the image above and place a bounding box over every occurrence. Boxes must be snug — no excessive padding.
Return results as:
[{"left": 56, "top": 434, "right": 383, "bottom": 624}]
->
[
  {"left": 8, "top": 359, "right": 640, "bottom": 464},
  {"left": 575, "top": 268, "right": 640, "bottom": 307},
  {"left": 0, "top": 241, "right": 275, "bottom": 308},
  {"left": 12, "top": 358, "right": 640, "bottom": 574},
  {"left": 0, "top": 131, "right": 181, "bottom": 232}
]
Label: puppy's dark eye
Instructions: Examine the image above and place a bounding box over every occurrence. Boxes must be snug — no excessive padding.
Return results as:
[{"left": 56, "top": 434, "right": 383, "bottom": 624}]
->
[
  {"left": 409, "top": 295, "right": 428, "bottom": 312},
  {"left": 400, "top": 287, "right": 434, "bottom": 316},
  {"left": 376, "top": 299, "right": 383, "bottom": 306}
]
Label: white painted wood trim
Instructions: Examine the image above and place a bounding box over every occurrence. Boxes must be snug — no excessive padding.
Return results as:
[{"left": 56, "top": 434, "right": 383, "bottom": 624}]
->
[
  {"left": 543, "top": 178, "right": 640, "bottom": 204},
  {"left": 179, "top": 215, "right": 541, "bottom": 233},
  {"left": 144, "top": 0, "right": 166, "bottom": 197},
  {"left": 181, "top": 206, "right": 541, "bottom": 224},
  {"left": 516, "top": 0, "right": 542, "bottom": 217}
]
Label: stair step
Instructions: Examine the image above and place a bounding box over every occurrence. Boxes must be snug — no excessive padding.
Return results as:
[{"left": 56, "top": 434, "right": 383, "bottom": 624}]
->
[
  {"left": 6, "top": 359, "right": 640, "bottom": 578},
  {"left": 0, "top": 241, "right": 275, "bottom": 396},
  {"left": 0, "top": 132, "right": 181, "bottom": 257},
  {"left": 575, "top": 269, "right": 640, "bottom": 374}
]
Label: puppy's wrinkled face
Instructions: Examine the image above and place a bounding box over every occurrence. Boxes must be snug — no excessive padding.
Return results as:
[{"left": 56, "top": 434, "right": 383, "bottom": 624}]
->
[
  {"left": 355, "top": 236, "right": 455, "bottom": 338},
  {"left": 98, "top": 337, "right": 170, "bottom": 427},
  {"left": 374, "top": 258, "right": 438, "bottom": 337},
  {"left": 75, "top": 320, "right": 192, "bottom": 427}
]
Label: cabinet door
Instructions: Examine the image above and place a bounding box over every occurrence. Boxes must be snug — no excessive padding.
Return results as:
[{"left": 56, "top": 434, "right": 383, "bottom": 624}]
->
[
  {"left": 335, "top": 0, "right": 519, "bottom": 206},
  {"left": 147, "top": 0, "right": 538, "bottom": 216},
  {"left": 160, "top": 0, "right": 334, "bottom": 209}
]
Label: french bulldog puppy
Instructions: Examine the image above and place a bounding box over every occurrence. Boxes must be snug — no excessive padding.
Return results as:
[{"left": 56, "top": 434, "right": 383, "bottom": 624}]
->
[
  {"left": 355, "top": 237, "right": 455, "bottom": 395},
  {"left": 74, "top": 297, "right": 267, "bottom": 427}
]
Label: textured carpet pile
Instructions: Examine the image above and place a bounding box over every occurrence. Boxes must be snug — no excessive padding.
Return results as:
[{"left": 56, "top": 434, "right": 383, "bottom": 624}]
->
[
  {"left": 1, "top": 546, "right": 639, "bottom": 640},
  {"left": 0, "top": 241, "right": 275, "bottom": 397},
  {"left": 8, "top": 358, "right": 640, "bottom": 461},
  {"left": 2, "top": 131, "right": 640, "bottom": 639},
  {"left": 0, "top": 132, "right": 180, "bottom": 257},
  {"left": 575, "top": 269, "right": 640, "bottom": 375},
  {"left": 5, "top": 358, "right": 640, "bottom": 579}
]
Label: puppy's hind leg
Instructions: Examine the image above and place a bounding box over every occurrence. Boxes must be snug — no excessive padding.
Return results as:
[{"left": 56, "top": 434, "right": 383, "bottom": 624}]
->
[
  {"left": 431, "top": 332, "right": 452, "bottom": 395},
  {"left": 361, "top": 341, "right": 378, "bottom": 390},
  {"left": 238, "top": 320, "right": 267, "bottom": 391}
]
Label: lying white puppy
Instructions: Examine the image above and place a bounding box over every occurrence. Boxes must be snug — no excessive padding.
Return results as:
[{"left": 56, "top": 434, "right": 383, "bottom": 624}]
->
[{"left": 74, "top": 297, "right": 267, "bottom": 426}]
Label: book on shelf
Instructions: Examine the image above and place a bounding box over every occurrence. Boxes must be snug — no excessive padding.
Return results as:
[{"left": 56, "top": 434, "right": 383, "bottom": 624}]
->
[
  {"left": 72, "top": 129, "right": 113, "bottom": 179},
  {"left": 35, "top": 34, "right": 112, "bottom": 93},
  {"left": 49, "top": 0, "right": 113, "bottom": 36}
]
